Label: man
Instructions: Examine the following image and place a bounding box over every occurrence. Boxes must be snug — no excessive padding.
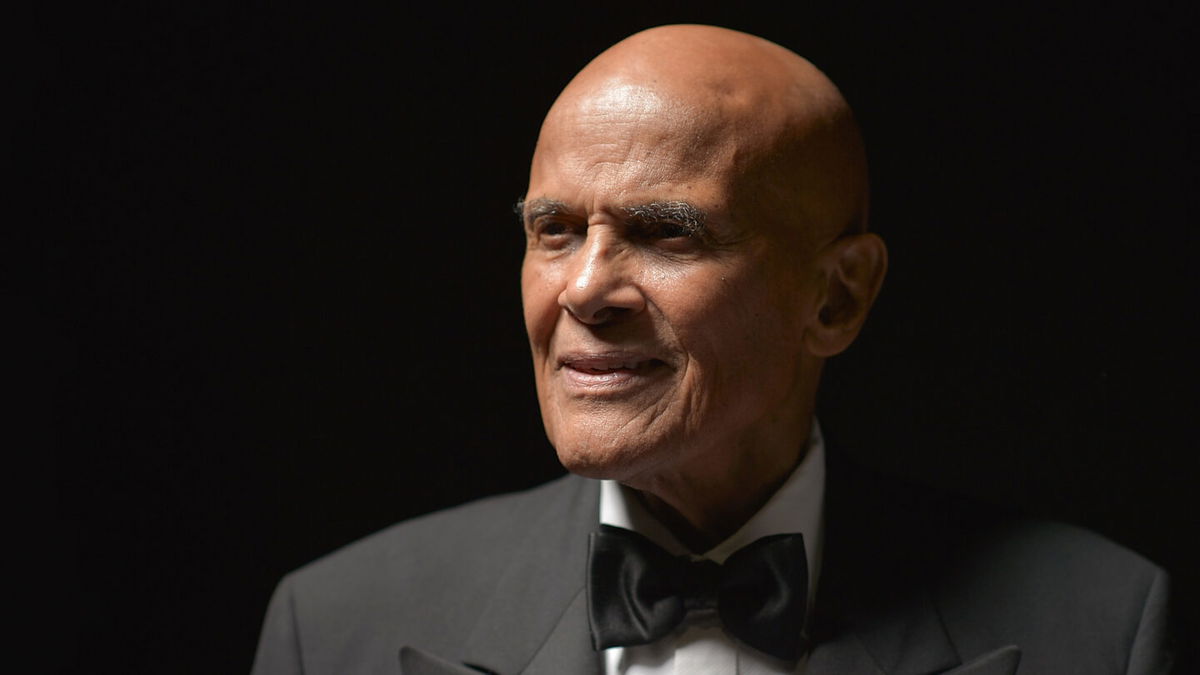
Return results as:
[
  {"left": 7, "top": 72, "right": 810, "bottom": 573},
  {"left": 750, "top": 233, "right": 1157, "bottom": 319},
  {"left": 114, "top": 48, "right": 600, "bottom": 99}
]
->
[{"left": 252, "top": 25, "right": 1171, "bottom": 675}]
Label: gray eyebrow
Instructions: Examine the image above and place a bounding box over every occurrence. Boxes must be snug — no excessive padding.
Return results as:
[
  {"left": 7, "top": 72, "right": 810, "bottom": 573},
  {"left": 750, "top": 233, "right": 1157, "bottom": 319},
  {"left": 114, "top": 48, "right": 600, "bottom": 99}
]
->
[
  {"left": 515, "top": 198, "right": 708, "bottom": 235},
  {"left": 620, "top": 201, "right": 707, "bottom": 235},
  {"left": 515, "top": 197, "right": 570, "bottom": 223}
]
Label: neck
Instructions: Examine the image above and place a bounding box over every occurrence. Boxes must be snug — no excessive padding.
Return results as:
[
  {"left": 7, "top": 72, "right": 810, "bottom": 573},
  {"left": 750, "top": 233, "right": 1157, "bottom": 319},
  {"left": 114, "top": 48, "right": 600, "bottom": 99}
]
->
[{"left": 628, "top": 417, "right": 813, "bottom": 553}]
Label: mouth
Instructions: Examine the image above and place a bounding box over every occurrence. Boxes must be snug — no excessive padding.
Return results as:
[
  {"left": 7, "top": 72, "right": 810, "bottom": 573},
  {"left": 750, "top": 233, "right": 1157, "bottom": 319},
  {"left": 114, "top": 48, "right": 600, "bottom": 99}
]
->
[{"left": 556, "top": 352, "right": 668, "bottom": 390}]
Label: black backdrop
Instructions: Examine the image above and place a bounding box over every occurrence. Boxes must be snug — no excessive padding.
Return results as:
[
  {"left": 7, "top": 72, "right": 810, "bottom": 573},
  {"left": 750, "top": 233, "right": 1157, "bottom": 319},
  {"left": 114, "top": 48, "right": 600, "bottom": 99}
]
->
[{"left": 21, "top": 2, "right": 1195, "bottom": 673}]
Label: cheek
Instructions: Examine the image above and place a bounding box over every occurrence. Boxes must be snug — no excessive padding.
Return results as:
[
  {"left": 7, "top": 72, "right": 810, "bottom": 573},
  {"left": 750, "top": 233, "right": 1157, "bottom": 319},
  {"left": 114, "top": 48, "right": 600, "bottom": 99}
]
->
[
  {"left": 521, "top": 262, "right": 561, "bottom": 351},
  {"left": 671, "top": 266, "right": 804, "bottom": 396}
]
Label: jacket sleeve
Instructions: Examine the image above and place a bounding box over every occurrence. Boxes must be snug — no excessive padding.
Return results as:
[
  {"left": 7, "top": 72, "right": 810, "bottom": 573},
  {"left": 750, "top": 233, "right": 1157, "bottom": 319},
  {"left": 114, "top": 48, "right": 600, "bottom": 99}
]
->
[
  {"left": 1125, "top": 567, "right": 1174, "bottom": 675},
  {"left": 251, "top": 574, "right": 305, "bottom": 675}
]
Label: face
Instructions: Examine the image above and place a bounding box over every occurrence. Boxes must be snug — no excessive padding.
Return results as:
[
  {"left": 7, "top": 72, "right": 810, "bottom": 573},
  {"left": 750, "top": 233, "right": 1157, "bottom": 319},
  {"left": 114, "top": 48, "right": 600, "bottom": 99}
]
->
[{"left": 521, "top": 84, "right": 821, "bottom": 484}]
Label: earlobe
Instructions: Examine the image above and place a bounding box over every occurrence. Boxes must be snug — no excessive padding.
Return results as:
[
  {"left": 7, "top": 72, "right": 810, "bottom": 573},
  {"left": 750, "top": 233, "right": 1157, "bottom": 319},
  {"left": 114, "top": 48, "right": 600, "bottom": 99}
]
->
[{"left": 803, "top": 233, "right": 887, "bottom": 358}]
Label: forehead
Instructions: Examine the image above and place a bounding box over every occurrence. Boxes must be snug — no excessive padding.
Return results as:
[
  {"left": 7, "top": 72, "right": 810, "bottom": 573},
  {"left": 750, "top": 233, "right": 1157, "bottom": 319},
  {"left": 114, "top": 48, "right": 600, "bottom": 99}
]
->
[{"left": 528, "top": 83, "right": 740, "bottom": 204}]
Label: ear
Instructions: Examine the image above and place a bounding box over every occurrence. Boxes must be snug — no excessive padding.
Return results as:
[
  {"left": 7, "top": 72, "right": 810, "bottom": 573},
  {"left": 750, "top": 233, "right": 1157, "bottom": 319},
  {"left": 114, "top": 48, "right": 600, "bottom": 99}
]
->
[{"left": 802, "top": 232, "right": 887, "bottom": 358}]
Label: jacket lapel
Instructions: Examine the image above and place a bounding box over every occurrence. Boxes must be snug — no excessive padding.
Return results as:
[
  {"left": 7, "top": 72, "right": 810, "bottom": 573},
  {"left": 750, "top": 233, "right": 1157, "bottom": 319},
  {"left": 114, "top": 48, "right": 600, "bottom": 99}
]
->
[
  {"left": 942, "top": 646, "right": 1020, "bottom": 675},
  {"left": 399, "top": 476, "right": 603, "bottom": 675},
  {"left": 805, "top": 585, "right": 961, "bottom": 675},
  {"left": 520, "top": 588, "right": 602, "bottom": 675},
  {"left": 806, "top": 446, "right": 962, "bottom": 675},
  {"left": 399, "top": 646, "right": 491, "bottom": 675}
]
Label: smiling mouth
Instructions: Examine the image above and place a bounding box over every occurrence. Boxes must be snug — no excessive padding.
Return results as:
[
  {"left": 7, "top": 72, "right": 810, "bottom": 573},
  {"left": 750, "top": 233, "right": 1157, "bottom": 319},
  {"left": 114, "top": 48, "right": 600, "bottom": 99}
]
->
[{"left": 557, "top": 354, "right": 668, "bottom": 389}]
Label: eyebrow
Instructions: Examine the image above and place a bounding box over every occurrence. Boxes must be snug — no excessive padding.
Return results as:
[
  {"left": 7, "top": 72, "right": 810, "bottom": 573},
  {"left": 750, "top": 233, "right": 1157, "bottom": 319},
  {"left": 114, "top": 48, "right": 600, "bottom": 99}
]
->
[
  {"left": 620, "top": 201, "right": 707, "bottom": 235},
  {"left": 515, "top": 198, "right": 708, "bottom": 234},
  {"left": 515, "top": 197, "right": 570, "bottom": 223}
]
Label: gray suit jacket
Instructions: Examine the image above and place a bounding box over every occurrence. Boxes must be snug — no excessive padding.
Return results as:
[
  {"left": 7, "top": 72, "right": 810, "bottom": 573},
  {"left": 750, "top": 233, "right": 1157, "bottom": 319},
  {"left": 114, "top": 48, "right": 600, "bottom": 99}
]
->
[{"left": 251, "top": 458, "right": 1172, "bottom": 675}]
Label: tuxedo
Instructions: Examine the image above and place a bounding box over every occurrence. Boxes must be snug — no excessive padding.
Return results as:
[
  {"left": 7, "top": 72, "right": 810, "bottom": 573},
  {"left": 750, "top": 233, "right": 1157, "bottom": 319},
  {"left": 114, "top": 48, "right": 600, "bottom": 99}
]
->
[{"left": 251, "top": 452, "right": 1171, "bottom": 675}]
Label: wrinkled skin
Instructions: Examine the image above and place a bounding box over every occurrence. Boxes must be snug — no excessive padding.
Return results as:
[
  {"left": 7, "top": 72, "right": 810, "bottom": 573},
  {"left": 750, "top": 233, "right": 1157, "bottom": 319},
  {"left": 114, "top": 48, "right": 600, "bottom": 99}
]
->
[{"left": 520, "top": 25, "right": 886, "bottom": 550}]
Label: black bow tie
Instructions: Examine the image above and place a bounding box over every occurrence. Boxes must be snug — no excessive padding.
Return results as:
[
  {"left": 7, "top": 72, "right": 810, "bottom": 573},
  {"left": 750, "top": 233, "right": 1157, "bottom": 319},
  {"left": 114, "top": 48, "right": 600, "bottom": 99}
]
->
[{"left": 586, "top": 525, "right": 809, "bottom": 662}]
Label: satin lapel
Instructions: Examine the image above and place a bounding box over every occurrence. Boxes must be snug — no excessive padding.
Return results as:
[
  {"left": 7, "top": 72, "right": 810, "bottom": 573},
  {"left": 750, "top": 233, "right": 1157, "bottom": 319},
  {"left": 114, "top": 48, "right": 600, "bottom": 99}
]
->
[
  {"left": 454, "top": 476, "right": 602, "bottom": 675},
  {"left": 396, "top": 586, "right": 600, "bottom": 675},
  {"left": 399, "top": 646, "right": 491, "bottom": 675},
  {"left": 942, "top": 646, "right": 1020, "bottom": 675}
]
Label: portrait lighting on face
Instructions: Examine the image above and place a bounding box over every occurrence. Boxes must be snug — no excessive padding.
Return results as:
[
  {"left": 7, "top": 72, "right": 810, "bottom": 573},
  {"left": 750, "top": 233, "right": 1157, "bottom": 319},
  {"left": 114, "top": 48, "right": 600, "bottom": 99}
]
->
[{"left": 519, "top": 25, "right": 884, "bottom": 549}]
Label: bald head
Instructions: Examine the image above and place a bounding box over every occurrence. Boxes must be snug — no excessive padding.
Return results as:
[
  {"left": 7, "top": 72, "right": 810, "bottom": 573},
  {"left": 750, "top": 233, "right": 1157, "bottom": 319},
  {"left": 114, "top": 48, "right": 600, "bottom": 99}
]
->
[
  {"left": 532, "top": 25, "right": 869, "bottom": 251},
  {"left": 521, "top": 26, "right": 887, "bottom": 540}
]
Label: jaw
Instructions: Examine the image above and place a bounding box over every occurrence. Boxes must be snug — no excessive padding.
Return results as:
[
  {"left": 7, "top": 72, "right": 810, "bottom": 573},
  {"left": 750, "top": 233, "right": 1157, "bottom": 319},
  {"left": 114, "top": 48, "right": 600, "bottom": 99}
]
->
[{"left": 551, "top": 357, "right": 820, "bottom": 546}]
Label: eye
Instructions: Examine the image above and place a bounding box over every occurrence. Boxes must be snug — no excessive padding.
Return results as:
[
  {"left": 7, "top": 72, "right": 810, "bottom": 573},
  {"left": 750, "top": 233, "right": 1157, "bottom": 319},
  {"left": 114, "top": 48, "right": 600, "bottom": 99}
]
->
[
  {"left": 529, "top": 218, "right": 583, "bottom": 249},
  {"left": 632, "top": 220, "right": 699, "bottom": 244},
  {"left": 540, "top": 221, "right": 569, "bottom": 236},
  {"left": 651, "top": 221, "right": 694, "bottom": 239}
]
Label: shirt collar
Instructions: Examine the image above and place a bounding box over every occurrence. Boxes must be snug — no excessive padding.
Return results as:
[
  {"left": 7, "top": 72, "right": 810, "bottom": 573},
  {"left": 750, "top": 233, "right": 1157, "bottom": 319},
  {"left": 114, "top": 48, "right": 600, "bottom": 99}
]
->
[{"left": 599, "top": 418, "right": 826, "bottom": 595}]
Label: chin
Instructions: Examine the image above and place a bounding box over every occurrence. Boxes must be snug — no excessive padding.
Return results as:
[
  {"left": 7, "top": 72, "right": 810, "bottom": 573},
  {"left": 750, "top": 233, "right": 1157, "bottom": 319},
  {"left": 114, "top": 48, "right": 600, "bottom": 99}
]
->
[
  {"left": 555, "top": 444, "right": 624, "bottom": 480},
  {"left": 553, "top": 436, "right": 657, "bottom": 482}
]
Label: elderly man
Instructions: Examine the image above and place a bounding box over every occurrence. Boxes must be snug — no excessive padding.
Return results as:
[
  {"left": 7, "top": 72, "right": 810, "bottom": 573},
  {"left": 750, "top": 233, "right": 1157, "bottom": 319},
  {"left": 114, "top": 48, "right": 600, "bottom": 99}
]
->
[{"left": 252, "top": 25, "right": 1171, "bottom": 675}]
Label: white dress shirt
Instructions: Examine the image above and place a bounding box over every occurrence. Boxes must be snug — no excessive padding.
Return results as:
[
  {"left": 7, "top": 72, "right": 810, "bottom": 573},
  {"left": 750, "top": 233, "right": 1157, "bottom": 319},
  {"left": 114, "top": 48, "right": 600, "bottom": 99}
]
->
[{"left": 599, "top": 420, "right": 827, "bottom": 675}]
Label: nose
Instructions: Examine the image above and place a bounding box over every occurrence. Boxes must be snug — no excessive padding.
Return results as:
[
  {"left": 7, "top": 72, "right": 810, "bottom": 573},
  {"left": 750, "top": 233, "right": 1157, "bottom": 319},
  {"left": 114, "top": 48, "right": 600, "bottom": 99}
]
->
[{"left": 558, "top": 228, "right": 646, "bottom": 325}]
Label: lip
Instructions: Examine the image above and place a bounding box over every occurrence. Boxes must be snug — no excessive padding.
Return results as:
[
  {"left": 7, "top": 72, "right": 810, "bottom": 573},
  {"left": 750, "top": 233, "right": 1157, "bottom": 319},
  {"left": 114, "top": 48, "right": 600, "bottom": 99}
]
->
[{"left": 556, "top": 351, "right": 668, "bottom": 391}]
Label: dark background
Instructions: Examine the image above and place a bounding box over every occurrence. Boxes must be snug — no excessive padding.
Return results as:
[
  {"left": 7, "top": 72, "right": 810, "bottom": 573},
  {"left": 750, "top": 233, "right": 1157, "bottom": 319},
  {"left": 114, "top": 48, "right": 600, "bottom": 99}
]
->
[{"left": 19, "top": 2, "right": 1194, "bottom": 673}]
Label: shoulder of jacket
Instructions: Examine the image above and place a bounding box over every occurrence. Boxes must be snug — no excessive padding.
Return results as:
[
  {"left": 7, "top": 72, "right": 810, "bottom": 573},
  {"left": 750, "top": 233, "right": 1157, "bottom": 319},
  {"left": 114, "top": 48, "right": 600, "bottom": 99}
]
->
[{"left": 281, "top": 473, "right": 593, "bottom": 599}]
